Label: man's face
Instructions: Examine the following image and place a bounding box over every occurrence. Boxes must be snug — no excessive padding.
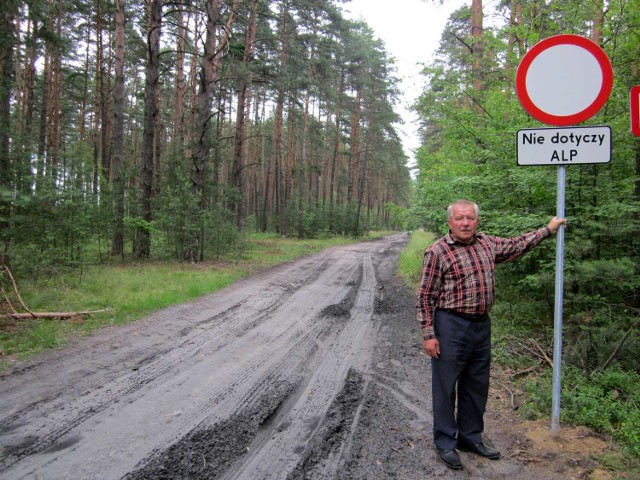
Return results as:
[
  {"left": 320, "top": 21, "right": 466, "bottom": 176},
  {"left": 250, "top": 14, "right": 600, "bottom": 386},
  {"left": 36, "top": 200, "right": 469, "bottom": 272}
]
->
[{"left": 448, "top": 204, "right": 479, "bottom": 244}]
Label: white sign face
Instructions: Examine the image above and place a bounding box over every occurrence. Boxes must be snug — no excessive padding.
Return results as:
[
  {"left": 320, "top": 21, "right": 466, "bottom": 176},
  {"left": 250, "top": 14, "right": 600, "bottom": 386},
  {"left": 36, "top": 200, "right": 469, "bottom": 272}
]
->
[
  {"left": 516, "top": 126, "right": 611, "bottom": 166},
  {"left": 525, "top": 45, "right": 603, "bottom": 117}
]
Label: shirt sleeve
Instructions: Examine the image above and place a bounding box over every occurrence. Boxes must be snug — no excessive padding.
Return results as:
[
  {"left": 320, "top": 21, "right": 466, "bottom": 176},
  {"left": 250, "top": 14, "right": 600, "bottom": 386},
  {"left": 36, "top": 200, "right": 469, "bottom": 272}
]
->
[
  {"left": 493, "top": 226, "right": 552, "bottom": 263},
  {"left": 416, "top": 248, "right": 442, "bottom": 340}
]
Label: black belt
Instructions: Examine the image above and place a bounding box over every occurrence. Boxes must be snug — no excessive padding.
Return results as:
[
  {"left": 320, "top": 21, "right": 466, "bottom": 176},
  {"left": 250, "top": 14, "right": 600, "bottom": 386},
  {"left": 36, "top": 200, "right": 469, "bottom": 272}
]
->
[{"left": 440, "top": 309, "right": 488, "bottom": 322}]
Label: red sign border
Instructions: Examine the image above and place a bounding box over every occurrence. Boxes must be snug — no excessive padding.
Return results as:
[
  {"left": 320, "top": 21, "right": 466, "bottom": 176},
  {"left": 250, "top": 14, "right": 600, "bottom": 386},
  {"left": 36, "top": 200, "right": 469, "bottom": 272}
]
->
[
  {"left": 516, "top": 34, "right": 613, "bottom": 126},
  {"left": 631, "top": 86, "right": 640, "bottom": 136}
]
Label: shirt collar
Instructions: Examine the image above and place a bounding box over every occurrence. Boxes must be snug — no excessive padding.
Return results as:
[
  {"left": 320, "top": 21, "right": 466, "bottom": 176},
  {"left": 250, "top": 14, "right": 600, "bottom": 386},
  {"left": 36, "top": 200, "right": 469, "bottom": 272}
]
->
[{"left": 446, "top": 231, "right": 482, "bottom": 245}]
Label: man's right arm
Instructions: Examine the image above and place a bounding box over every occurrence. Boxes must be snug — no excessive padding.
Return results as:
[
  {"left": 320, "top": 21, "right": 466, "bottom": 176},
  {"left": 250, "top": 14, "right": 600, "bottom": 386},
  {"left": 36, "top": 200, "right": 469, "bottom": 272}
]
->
[{"left": 416, "top": 249, "right": 441, "bottom": 341}]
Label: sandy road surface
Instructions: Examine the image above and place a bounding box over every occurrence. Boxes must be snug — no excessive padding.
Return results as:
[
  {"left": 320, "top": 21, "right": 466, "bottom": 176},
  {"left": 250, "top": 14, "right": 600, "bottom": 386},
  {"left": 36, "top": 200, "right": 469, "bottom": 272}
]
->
[{"left": 1, "top": 234, "right": 584, "bottom": 479}]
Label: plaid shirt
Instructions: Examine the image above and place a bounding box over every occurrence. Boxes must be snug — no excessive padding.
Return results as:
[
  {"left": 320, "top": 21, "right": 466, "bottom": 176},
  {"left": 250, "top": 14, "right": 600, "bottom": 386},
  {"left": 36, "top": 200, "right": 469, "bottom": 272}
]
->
[{"left": 416, "top": 227, "right": 552, "bottom": 340}]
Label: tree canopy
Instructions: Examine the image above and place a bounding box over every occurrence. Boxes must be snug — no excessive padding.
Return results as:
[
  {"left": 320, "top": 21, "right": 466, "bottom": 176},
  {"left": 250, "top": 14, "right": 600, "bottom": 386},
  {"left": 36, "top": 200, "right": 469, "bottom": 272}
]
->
[{"left": 0, "top": 0, "right": 411, "bottom": 268}]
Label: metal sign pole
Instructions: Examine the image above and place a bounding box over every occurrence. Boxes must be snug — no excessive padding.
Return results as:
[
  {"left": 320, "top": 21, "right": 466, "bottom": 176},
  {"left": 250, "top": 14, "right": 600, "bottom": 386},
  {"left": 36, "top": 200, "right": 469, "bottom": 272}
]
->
[
  {"left": 551, "top": 164, "right": 566, "bottom": 437},
  {"left": 515, "top": 35, "right": 613, "bottom": 438}
]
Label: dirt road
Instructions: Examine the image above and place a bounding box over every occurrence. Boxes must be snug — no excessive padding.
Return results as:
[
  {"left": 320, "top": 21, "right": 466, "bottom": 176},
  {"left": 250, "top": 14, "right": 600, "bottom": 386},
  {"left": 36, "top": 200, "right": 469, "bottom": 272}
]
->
[{"left": 0, "top": 234, "right": 607, "bottom": 479}]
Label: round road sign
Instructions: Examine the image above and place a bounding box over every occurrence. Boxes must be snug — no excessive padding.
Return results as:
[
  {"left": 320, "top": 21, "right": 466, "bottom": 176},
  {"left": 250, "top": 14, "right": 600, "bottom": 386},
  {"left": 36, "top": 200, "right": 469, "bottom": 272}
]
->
[{"left": 516, "top": 34, "right": 613, "bottom": 126}]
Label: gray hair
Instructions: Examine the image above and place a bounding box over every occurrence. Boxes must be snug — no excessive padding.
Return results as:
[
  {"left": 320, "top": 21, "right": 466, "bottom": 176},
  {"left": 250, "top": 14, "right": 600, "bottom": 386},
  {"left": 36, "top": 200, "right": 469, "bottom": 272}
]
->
[{"left": 447, "top": 200, "right": 480, "bottom": 219}]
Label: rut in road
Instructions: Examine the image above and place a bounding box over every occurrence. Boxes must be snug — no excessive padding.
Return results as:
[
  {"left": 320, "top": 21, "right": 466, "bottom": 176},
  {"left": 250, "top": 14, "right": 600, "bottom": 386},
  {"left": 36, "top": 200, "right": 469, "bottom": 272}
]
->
[
  {"left": 126, "top": 249, "right": 379, "bottom": 479},
  {"left": 0, "top": 240, "right": 387, "bottom": 480}
]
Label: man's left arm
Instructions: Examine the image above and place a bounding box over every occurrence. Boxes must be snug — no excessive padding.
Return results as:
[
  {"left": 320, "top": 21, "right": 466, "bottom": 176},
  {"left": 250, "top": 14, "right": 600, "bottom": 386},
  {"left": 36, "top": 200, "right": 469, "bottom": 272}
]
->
[{"left": 494, "top": 216, "right": 567, "bottom": 263}]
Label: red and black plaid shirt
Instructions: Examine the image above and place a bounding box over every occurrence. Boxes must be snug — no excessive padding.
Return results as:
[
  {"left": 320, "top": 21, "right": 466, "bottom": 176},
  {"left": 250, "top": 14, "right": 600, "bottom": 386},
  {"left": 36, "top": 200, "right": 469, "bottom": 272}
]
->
[{"left": 416, "top": 227, "right": 552, "bottom": 340}]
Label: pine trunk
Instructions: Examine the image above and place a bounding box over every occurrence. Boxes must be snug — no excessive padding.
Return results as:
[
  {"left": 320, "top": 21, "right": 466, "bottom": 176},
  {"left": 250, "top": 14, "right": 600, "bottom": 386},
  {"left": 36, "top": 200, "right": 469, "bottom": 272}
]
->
[
  {"left": 329, "top": 71, "right": 344, "bottom": 210},
  {"left": 111, "top": 0, "right": 126, "bottom": 256},
  {"left": 232, "top": 0, "right": 257, "bottom": 231},
  {"left": 172, "top": 2, "right": 187, "bottom": 157},
  {"left": 135, "top": 0, "right": 162, "bottom": 258},
  {"left": 92, "top": 0, "right": 104, "bottom": 195},
  {"left": 348, "top": 90, "right": 361, "bottom": 204},
  {"left": 274, "top": 4, "right": 288, "bottom": 235},
  {"left": 0, "top": 0, "right": 19, "bottom": 260},
  {"left": 471, "top": 0, "right": 484, "bottom": 95},
  {"left": 591, "top": 0, "right": 604, "bottom": 45},
  {"left": 37, "top": 49, "right": 51, "bottom": 179},
  {"left": 47, "top": 0, "right": 62, "bottom": 178},
  {"left": 190, "top": 0, "right": 237, "bottom": 259}
]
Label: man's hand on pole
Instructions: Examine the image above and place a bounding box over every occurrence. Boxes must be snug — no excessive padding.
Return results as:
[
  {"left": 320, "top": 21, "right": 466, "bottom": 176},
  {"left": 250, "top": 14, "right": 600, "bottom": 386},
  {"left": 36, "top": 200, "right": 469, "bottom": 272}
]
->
[{"left": 548, "top": 216, "right": 567, "bottom": 234}]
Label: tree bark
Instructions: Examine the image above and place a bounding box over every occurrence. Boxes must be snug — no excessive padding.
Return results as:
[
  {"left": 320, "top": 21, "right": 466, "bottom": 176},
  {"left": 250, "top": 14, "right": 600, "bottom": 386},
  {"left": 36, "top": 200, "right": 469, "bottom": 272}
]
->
[
  {"left": 111, "top": 0, "right": 126, "bottom": 256},
  {"left": 80, "top": 21, "right": 91, "bottom": 142},
  {"left": 172, "top": 2, "right": 187, "bottom": 153},
  {"left": 101, "top": 23, "right": 113, "bottom": 181},
  {"left": 189, "top": 0, "right": 237, "bottom": 259},
  {"left": 329, "top": 70, "right": 344, "bottom": 211},
  {"left": 186, "top": 2, "right": 199, "bottom": 157},
  {"left": 299, "top": 63, "right": 313, "bottom": 237},
  {"left": 16, "top": 11, "right": 37, "bottom": 163},
  {"left": 92, "top": 0, "right": 105, "bottom": 195},
  {"left": 0, "top": 0, "right": 19, "bottom": 261},
  {"left": 135, "top": 0, "right": 163, "bottom": 258},
  {"left": 348, "top": 89, "right": 361, "bottom": 204},
  {"left": 504, "top": 0, "right": 522, "bottom": 93},
  {"left": 47, "top": 0, "right": 62, "bottom": 178},
  {"left": 260, "top": 91, "right": 272, "bottom": 232},
  {"left": 591, "top": 0, "right": 605, "bottom": 46},
  {"left": 471, "top": 0, "right": 484, "bottom": 95},
  {"left": 232, "top": 0, "right": 258, "bottom": 231},
  {"left": 273, "top": 1, "right": 289, "bottom": 235}
]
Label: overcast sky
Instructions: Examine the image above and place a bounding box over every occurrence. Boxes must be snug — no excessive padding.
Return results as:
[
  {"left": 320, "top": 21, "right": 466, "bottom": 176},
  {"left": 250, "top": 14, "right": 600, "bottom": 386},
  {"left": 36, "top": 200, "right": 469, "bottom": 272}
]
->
[{"left": 342, "top": 0, "right": 468, "bottom": 171}]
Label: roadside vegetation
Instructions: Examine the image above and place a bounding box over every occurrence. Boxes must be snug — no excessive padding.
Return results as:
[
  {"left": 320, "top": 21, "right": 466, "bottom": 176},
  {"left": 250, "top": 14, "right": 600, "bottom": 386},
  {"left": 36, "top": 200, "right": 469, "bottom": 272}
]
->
[
  {"left": 400, "top": 229, "right": 640, "bottom": 475},
  {"left": 406, "top": 1, "right": 640, "bottom": 475},
  {"left": 0, "top": 232, "right": 387, "bottom": 368}
]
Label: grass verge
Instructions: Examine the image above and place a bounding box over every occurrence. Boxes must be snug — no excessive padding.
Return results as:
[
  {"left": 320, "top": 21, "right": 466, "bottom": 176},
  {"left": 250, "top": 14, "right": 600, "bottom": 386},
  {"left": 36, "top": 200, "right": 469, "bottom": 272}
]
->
[{"left": 397, "top": 230, "right": 433, "bottom": 289}]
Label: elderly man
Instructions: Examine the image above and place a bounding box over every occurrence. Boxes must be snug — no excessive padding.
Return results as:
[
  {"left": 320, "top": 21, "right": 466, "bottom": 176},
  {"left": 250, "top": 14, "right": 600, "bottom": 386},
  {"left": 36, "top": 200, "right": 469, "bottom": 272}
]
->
[{"left": 417, "top": 200, "right": 566, "bottom": 470}]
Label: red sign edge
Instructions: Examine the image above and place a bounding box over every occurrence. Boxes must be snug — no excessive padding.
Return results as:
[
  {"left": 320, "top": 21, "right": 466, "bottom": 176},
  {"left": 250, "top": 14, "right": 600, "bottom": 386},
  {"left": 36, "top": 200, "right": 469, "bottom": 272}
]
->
[
  {"left": 631, "top": 86, "right": 640, "bottom": 136},
  {"left": 516, "top": 34, "right": 614, "bottom": 126}
]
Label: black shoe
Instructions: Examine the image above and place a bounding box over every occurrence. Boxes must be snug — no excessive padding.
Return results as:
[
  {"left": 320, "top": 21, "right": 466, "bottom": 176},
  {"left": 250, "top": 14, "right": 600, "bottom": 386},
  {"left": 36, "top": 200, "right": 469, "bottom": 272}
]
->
[
  {"left": 437, "top": 448, "right": 463, "bottom": 469},
  {"left": 458, "top": 440, "right": 501, "bottom": 459}
]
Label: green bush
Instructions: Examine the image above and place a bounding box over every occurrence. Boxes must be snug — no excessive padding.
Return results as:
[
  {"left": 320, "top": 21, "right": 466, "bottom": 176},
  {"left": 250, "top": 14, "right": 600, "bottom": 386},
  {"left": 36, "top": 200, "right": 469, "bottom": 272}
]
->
[{"left": 520, "top": 365, "right": 640, "bottom": 457}]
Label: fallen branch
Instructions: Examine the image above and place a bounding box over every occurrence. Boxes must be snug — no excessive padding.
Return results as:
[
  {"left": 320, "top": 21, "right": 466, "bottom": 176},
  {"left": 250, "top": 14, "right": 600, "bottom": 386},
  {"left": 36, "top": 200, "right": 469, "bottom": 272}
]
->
[
  {"left": 531, "top": 339, "right": 553, "bottom": 368},
  {"left": 508, "top": 450, "right": 543, "bottom": 462},
  {"left": 1, "top": 284, "right": 19, "bottom": 315},
  {"left": 1, "top": 264, "right": 33, "bottom": 315},
  {"left": 512, "top": 337, "right": 553, "bottom": 368},
  {"left": 511, "top": 362, "right": 543, "bottom": 378},
  {"left": 2, "top": 263, "right": 113, "bottom": 321},
  {"left": 496, "top": 381, "right": 519, "bottom": 410},
  {"left": 11, "top": 308, "right": 114, "bottom": 320}
]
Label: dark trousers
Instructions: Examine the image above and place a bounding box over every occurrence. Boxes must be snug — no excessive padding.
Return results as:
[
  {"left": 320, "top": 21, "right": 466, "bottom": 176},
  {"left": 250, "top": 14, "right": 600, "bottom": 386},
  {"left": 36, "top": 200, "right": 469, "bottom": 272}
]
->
[{"left": 431, "top": 309, "right": 491, "bottom": 449}]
